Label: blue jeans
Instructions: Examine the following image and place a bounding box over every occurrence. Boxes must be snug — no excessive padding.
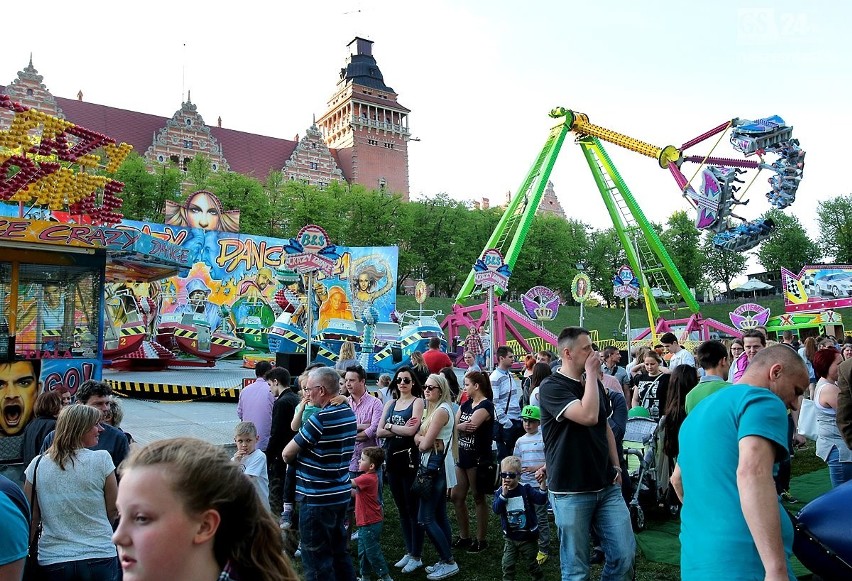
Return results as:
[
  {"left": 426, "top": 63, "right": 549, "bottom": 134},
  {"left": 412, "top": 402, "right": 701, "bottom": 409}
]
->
[
  {"left": 826, "top": 446, "right": 852, "bottom": 488},
  {"left": 388, "top": 467, "right": 424, "bottom": 558},
  {"left": 417, "top": 466, "right": 453, "bottom": 562},
  {"left": 299, "top": 502, "right": 356, "bottom": 581},
  {"left": 549, "top": 485, "right": 635, "bottom": 581},
  {"left": 358, "top": 521, "right": 390, "bottom": 578},
  {"left": 39, "top": 556, "right": 119, "bottom": 581}
]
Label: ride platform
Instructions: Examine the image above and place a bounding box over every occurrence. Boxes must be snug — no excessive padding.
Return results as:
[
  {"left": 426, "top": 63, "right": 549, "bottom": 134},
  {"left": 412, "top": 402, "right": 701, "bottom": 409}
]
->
[{"left": 103, "top": 359, "right": 254, "bottom": 402}]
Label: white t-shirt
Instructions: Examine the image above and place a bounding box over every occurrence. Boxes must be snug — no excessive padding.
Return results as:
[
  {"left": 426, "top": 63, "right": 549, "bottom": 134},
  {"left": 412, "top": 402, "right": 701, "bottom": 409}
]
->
[
  {"left": 669, "top": 348, "right": 695, "bottom": 368},
  {"left": 237, "top": 449, "right": 270, "bottom": 510},
  {"left": 24, "top": 450, "right": 116, "bottom": 565},
  {"left": 513, "top": 431, "right": 545, "bottom": 487}
]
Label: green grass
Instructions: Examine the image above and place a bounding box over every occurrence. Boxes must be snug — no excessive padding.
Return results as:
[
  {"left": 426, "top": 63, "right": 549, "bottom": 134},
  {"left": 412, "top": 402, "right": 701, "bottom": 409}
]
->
[{"left": 285, "top": 441, "right": 825, "bottom": 580}]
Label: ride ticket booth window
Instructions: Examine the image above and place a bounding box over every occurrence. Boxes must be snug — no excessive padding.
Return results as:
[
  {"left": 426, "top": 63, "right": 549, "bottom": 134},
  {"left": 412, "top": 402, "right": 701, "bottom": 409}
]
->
[{"left": 0, "top": 262, "right": 102, "bottom": 360}]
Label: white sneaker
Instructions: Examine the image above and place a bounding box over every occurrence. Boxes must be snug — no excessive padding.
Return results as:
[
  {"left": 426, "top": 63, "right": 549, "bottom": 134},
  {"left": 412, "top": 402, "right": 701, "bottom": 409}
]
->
[
  {"left": 394, "top": 554, "right": 412, "bottom": 569},
  {"left": 424, "top": 562, "right": 441, "bottom": 574},
  {"left": 426, "top": 562, "right": 459, "bottom": 580},
  {"left": 351, "top": 530, "right": 359, "bottom": 541},
  {"left": 401, "top": 558, "right": 423, "bottom": 573}
]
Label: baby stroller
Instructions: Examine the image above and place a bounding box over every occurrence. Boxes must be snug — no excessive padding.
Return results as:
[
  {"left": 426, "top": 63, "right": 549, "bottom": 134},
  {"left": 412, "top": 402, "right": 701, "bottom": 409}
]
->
[{"left": 622, "top": 413, "right": 666, "bottom": 532}]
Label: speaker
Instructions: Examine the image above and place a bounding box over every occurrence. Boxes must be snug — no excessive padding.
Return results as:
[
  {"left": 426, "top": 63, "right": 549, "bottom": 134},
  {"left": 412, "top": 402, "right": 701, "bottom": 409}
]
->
[
  {"left": 275, "top": 346, "right": 320, "bottom": 377},
  {"left": 391, "top": 346, "right": 403, "bottom": 364}
]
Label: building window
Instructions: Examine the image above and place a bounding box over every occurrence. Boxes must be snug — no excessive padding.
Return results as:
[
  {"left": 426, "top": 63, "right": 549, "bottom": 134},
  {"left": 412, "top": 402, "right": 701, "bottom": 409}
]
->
[
  {"left": 367, "top": 139, "right": 378, "bottom": 146},
  {"left": 170, "top": 155, "right": 180, "bottom": 165},
  {"left": 308, "top": 162, "right": 319, "bottom": 170},
  {"left": 384, "top": 142, "right": 394, "bottom": 150},
  {"left": 184, "top": 139, "right": 193, "bottom": 149},
  {"left": 185, "top": 118, "right": 193, "bottom": 126},
  {"left": 311, "top": 142, "right": 317, "bottom": 149},
  {"left": 289, "top": 175, "right": 296, "bottom": 181},
  {"left": 157, "top": 154, "right": 165, "bottom": 163},
  {"left": 378, "top": 177, "right": 386, "bottom": 191},
  {"left": 211, "top": 163, "right": 219, "bottom": 171},
  {"left": 26, "top": 88, "right": 34, "bottom": 96},
  {"left": 182, "top": 157, "right": 190, "bottom": 171},
  {"left": 318, "top": 182, "right": 328, "bottom": 190}
]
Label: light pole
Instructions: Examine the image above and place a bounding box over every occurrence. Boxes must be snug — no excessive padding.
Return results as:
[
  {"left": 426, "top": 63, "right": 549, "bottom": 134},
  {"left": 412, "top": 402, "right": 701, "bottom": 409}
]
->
[{"left": 576, "top": 260, "right": 586, "bottom": 328}]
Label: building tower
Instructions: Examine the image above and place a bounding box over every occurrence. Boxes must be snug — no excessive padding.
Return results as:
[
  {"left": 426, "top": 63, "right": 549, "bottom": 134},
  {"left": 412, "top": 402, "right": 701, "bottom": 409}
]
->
[{"left": 317, "top": 38, "right": 412, "bottom": 199}]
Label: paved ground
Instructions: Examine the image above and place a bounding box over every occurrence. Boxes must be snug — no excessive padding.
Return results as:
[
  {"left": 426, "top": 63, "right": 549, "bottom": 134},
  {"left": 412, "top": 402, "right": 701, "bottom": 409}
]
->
[{"left": 119, "top": 398, "right": 239, "bottom": 451}]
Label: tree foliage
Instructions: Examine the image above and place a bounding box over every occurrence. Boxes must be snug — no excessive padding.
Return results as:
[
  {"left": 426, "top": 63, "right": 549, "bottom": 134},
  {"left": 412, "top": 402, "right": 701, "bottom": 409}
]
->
[
  {"left": 816, "top": 194, "right": 852, "bottom": 264},
  {"left": 756, "top": 210, "right": 821, "bottom": 273},
  {"left": 115, "top": 152, "right": 182, "bottom": 223},
  {"left": 701, "top": 232, "right": 748, "bottom": 297},
  {"left": 660, "top": 210, "right": 703, "bottom": 290}
]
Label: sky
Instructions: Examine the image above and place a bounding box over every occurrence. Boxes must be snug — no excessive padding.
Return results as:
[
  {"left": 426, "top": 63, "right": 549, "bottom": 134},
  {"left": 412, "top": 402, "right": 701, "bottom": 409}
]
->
[{"left": 2, "top": 0, "right": 847, "bottom": 269}]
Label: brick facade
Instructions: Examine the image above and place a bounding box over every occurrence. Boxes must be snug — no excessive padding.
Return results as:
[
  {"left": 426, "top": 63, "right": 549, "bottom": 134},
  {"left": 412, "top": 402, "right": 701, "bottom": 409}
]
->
[
  {"left": 1, "top": 38, "right": 411, "bottom": 198},
  {"left": 317, "top": 38, "right": 411, "bottom": 199}
]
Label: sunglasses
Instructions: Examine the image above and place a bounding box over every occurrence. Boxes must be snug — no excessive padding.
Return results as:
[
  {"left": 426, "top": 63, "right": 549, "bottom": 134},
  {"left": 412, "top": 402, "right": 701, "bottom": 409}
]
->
[
  {"left": 397, "top": 377, "right": 413, "bottom": 384},
  {"left": 500, "top": 472, "right": 519, "bottom": 479},
  {"left": 423, "top": 385, "right": 441, "bottom": 391}
]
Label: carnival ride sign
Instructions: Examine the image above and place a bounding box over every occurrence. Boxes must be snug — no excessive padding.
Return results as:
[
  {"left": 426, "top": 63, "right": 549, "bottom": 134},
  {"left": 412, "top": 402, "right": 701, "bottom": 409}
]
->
[
  {"left": 283, "top": 225, "right": 338, "bottom": 275},
  {"left": 613, "top": 265, "right": 639, "bottom": 300},
  {"left": 781, "top": 265, "right": 852, "bottom": 313},
  {"left": 414, "top": 280, "right": 428, "bottom": 305},
  {"left": 0, "top": 95, "right": 131, "bottom": 225},
  {"left": 729, "top": 302, "right": 771, "bottom": 330},
  {"left": 571, "top": 274, "right": 591, "bottom": 304},
  {"left": 473, "top": 249, "right": 511, "bottom": 292},
  {"left": 521, "top": 286, "right": 560, "bottom": 321}
]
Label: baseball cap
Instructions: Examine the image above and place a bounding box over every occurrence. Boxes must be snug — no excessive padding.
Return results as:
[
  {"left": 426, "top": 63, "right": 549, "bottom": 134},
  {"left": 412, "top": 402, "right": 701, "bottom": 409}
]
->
[
  {"left": 521, "top": 405, "right": 541, "bottom": 421},
  {"left": 628, "top": 406, "right": 651, "bottom": 419}
]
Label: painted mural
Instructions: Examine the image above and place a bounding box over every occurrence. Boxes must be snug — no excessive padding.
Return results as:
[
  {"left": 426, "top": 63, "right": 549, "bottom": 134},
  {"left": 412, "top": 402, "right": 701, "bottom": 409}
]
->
[
  {"left": 781, "top": 265, "right": 852, "bottom": 313},
  {"left": 111, "top": 219, "right": 398, "bottom": 349}
]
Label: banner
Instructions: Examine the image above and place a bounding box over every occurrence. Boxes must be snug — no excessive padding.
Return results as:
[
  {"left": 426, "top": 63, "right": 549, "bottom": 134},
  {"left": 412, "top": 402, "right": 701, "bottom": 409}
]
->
[
  {"left": 781, "top": 265, "right": 852, "bottom": 313},
  {"left": 111, "top": 220, "right": 398, "bottom": 338}
]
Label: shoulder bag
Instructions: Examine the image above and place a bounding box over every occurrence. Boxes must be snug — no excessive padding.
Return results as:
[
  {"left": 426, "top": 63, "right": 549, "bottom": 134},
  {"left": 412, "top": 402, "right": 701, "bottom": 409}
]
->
[
  {"left": 797, "top": 398, "right": 819, "bottom": 441},
  {"left": 24, "top": 455, "right": 43, "bottom": 581}
]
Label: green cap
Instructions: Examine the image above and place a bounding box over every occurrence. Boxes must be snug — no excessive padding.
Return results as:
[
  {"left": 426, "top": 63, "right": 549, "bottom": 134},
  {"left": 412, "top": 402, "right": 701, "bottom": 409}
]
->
[
  {"left": 628, "top": 406, "right": 651, "bottom": 419},
  {"left": 521, "top": 405, "right": 541, "bottom": 421}
]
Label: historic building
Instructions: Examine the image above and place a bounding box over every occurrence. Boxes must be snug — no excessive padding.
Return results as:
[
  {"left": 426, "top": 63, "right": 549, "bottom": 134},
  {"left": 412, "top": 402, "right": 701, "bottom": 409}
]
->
[{"left": 1, "top": 39, "right": 410, "bottom": 199}]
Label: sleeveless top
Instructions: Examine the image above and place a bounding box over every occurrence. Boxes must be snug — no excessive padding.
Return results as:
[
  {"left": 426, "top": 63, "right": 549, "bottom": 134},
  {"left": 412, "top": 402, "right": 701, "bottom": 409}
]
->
[
  {"left": 814, "top": 379, "right": 852, "bottom": 462},
  {"left": 386, "top": 398, "right": 417, "bottom": 455},
  {"left": 421, "top": 402, "right": 457, "bottom": 488}
]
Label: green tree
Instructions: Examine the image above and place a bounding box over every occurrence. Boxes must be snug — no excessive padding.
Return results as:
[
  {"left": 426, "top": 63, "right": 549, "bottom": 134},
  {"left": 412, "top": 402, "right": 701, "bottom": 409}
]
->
[
  {"left": 816, "top": 194, "right": 852, "bottom": 264},
  {"left": 660, "top": 210, "right": 703, "bottom": 290},
  {"left": 701, "top": 232, "right": 748, "bottom": 297},
  {"left": 756, "top": 210, "right": 820, "bottom": 273},
  {"left": 115, "top": 152, "right": 182, "bottom": 222},
  {"left": 208, "top": 172, "right": 271, "bottom": 236},
  {"left": 512, "top": 215, "right": 590, "bottom": 299},
  {"left": 585, "top": 228, "right": 626, "bottom": 308},
  {"left": 186, "top": 154, "right": 213, "bottom": 191}
]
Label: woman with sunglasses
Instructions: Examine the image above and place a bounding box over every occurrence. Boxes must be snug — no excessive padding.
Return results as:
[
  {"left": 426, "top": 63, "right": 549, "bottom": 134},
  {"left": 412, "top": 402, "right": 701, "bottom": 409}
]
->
[
  {"left": 414, "top": 374, "right": 459, "bottom": 580},
  {"left": 451, "top": 371, "right": 495, "bottom": 554},
  {"left": 377, "top": 367, "right": 425, "bottom": 573},
  {"left": 726, "top": 339, "right": 745, "bottom": 382}
]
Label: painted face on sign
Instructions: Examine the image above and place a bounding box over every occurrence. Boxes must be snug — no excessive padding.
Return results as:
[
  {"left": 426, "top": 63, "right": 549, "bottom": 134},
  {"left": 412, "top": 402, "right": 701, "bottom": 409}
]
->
[
  {"left": 185, "top": 192, "right": 221, "bottom": 231},
  {"left": 0, "top": 361, "right": 40, "bottom": 435}
]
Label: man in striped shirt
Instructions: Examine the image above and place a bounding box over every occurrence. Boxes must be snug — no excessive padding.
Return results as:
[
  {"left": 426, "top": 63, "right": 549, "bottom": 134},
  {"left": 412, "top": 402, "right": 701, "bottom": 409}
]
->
[{"left": 284, "top": 366, "right": 357, "bottom": 580}]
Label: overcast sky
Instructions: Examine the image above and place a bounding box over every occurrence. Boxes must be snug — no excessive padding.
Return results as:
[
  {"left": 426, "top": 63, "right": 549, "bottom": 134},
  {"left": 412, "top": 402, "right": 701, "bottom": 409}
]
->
[{"left": 2, "top": 0, "right": 846, "bottom": 256}]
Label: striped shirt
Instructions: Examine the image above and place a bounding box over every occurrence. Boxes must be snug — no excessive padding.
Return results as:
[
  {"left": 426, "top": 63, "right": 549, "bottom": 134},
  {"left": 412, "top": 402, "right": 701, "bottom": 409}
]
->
[
  {"left": 293, "top": 402, "right": 357, "bottom": 506},
  {"left": 513, "top": 431, "right": 545, "bottom": 487}
]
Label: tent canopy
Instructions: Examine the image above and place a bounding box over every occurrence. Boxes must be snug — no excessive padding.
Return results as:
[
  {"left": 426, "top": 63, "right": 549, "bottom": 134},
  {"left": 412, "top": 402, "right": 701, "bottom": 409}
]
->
[{"left": 735, "top": 278, "right": 774, "bottom": 292}]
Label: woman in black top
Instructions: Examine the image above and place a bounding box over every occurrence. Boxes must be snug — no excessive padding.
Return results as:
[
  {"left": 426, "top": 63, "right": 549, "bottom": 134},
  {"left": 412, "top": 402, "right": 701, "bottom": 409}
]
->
[{"left": 630, "top": 351, "right": 670, "bottom": 421}]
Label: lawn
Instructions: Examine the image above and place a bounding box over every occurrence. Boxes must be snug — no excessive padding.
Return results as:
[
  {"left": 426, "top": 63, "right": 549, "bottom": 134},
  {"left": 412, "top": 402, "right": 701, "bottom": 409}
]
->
[{"left": 286, "top": 440, "right": 828, "bottom": 580}]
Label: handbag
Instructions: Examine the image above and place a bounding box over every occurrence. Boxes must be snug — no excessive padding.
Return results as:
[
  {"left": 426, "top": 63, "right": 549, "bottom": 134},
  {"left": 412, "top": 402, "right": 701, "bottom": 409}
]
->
[
  {"left": 24, "top": 455, "right": 43, "bottom": 581},
  {"left": 797, "top": 398, "right": 819, "bottom": 441},
  {"left": 411, "top": 446, "right": 446, "bottom": 498}
]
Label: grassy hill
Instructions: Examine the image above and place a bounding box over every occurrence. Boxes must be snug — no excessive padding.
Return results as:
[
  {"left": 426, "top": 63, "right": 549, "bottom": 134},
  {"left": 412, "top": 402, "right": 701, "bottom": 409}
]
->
[{"left": 397, "top": 294, "right": 850, "bottom": 350}]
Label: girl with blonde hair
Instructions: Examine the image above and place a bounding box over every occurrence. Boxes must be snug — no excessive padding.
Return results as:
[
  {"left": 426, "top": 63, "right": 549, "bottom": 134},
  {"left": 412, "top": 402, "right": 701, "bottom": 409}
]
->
[
  {"left": 411, "top": 374, "right": 459, "bottom": 579},
  {"left": 112, "top": 437, "right": 296, "bottom": 581},
  {"left": 24, "top": 404, "right": 119, "bottom": 580}
]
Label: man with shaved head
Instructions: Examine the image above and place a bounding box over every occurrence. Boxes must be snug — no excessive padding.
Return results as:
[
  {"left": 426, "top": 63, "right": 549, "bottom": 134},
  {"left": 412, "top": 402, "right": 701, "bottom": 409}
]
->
[{"left": 672, "top": 345, "right": 809, "bottom": 581}]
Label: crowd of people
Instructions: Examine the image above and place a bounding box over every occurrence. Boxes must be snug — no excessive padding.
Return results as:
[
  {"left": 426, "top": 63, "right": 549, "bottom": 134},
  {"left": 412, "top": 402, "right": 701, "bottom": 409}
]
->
[{"left": 3, "top": 326, "right": 852, "bottom": 581}]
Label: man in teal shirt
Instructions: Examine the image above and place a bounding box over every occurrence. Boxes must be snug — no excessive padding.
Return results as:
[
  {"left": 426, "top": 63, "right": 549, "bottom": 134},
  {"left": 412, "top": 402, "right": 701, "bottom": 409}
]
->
[
  {"left": 671, "top": 346, "right": 809, "bottom": 581},
  {"left": 684, "top": 340, "right": 732, "bottom": 413}
]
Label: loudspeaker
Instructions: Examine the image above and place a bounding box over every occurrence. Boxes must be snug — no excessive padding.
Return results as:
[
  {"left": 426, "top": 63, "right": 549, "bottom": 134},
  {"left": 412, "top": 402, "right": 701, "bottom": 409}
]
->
[
  {"left": 275, "top": 346, "right": 319, "bottom": 377},
  {"left": 391, "top": 346, "right": 403, "bottom": 364}
]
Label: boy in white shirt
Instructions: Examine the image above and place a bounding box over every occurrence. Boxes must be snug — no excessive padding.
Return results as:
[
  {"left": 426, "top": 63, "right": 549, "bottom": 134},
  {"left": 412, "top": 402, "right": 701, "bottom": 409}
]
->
[
  {"left": 232, "top": 421, "right": 270, "bottom": 510},
  {"left": 513, "top": 405, "right": 549, "bottom": 564}
]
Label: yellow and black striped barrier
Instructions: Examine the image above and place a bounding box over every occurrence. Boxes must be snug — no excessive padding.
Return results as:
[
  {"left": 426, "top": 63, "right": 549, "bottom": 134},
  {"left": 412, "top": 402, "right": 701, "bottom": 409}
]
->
[{"left": 107, "top": 379, "right": 241, "bottom": 402}]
